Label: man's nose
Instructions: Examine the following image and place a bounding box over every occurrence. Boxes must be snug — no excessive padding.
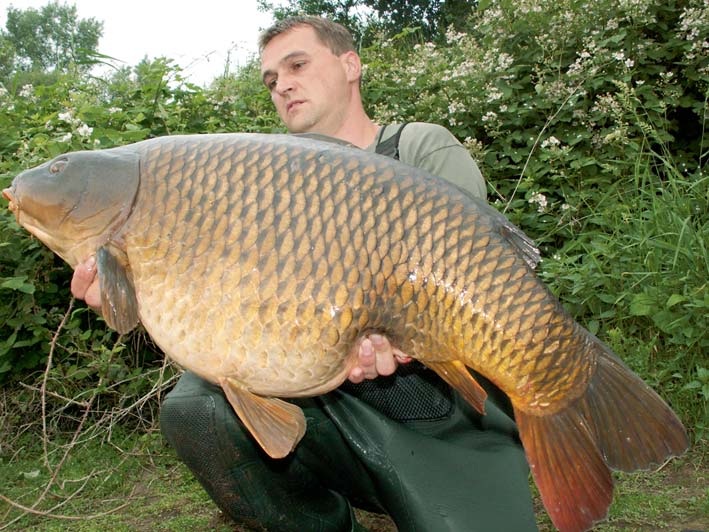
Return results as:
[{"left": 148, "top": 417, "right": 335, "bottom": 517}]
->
[{"left": 275, "top": 75, "right": 294, "bottom": 94}]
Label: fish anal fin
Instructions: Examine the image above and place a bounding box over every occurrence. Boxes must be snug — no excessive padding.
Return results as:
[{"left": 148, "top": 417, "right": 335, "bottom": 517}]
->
[
  {"left": 96, "top": 245, "right": 139, "bottom": 334},
  {"left": 220, "top": 377, "right": 306, "bottom": 459},
  {"left": 515, "top": 406, "right": 613, "bottom": 532},
  {"left": 426, "top": 360, "right": 487, "bottom": 414}
]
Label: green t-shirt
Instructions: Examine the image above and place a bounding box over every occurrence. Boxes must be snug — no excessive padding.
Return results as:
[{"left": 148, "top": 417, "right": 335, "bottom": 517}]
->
[{"left": 365, "top": 122, "right": 487, "bottom": 200}]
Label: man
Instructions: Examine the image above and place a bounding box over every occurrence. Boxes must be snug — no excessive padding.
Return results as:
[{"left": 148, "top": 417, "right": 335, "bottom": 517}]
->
[{"left": 72, "top": 16, "right": 537, "bottom": 532}]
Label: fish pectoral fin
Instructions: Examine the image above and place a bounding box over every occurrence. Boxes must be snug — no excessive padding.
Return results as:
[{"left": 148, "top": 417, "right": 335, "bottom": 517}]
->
[
  {"left": 220, "top": 378, "right": 306, "bottom": 459},
  {"left": 96, "top": 245, "right": 139, "bottom": 334},
  {"left": 426, "top": 360, "right": 487, "bottom": 414}
]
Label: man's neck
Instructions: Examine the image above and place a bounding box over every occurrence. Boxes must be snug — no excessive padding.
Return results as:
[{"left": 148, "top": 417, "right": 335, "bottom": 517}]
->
[{"left": 327, "top": 118, "right": 380, "bottom": 149}]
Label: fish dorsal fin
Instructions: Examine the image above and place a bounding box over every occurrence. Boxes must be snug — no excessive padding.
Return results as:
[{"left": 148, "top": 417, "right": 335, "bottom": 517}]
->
[
  {"left": 220, "top": 377, "right": 306, "bottom": 458},
  {"left": 497, "top": 219, "right": 541, "bottom": 270},
  {"left": 426, "top": 360, "right": 487, "bottom": 414},
  {"left": 96, "top": 245, "right": 139, "bottom": 334}
]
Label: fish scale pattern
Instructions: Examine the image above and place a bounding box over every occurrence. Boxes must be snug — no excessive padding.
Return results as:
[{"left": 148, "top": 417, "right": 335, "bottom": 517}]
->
[
  {"left": 119, "top": 133, "right": 592, "bottom": 411},
  {"left": 7, "top": 132, "right": 690, "bottom": 532}
]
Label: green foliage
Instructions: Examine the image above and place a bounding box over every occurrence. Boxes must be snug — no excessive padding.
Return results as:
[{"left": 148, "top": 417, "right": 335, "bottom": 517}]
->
[
  {"left": 0, "top": 0, "right": 706, "bottom": 437},
  {"left": 258, "top": 0, "right": 476, "bottom": 45},
  {"left": 359, "top": 0, "right": 708, "bottom": 432},
  {"left": 1, "top": 1, "right": 103, "bottom": 82},
  {"left": 0, "top": 55, "right": 280, "bottom": 429}
]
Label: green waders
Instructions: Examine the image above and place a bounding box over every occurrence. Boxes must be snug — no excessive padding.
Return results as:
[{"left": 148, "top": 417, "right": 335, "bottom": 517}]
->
[{"left": 160, "top": 370, "right": 538, "bottom": 532}]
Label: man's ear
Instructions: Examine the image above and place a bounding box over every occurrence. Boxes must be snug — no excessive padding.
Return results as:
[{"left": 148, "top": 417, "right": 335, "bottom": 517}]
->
[{"left": 340, "top": 51, "right": 362, "bottom": 82}]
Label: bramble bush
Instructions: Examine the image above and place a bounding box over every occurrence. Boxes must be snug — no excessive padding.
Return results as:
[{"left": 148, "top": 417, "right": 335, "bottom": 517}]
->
[
  {"left": 0, "top": 0, "right": 706, "bottom": 439},
  {"left": 361, "top": 0, "right": 708, "bottom": 435}
]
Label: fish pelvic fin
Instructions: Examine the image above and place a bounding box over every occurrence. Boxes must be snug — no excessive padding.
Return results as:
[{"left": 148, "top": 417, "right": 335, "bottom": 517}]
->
[
  {"left": 220, "top": 377, "right": 306, "bottom": 459},
  {"left": 514, "top": 336, "right": 689, "bottom": 532},
  {"left": 426, "top": 360, "right": 487, "bottom": 414},
  {"left": 96, "top": 245, "right": 139, "bottom": 334}
]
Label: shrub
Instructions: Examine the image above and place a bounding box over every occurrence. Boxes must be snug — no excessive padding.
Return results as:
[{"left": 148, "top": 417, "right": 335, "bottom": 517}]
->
[{"left": 0, "top": 0, "right": 706, "bottom": 437}]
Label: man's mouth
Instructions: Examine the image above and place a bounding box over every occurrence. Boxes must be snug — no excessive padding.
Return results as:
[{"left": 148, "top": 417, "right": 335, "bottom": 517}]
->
[{"left": 286, "top": 100, "right": 305, "bottom": 112}]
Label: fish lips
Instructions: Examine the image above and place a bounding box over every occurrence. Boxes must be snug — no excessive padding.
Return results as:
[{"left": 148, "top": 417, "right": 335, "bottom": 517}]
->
[{"left": 2, "top": 186, "right": 20, "bottom": 221}]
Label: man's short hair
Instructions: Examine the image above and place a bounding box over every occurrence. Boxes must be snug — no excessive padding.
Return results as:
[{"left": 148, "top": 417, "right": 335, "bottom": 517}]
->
[{"left": 258, "top": 15, "right": 355, "bottom": 55}]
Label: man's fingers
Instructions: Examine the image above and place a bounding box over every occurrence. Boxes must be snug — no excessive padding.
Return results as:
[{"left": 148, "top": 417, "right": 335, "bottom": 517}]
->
[
  {"left": 393, "top": 349, "right": 412, "bottom": 364},
  {"left": 70, "top": 256, "right": 97, "bottom": 299},
  {"left": 358, "top": 337, "right": 378, "bottom": 379},
  {"left": 370, "top": 334, "right": 396, "bottom": 376},
  {"left": 70, "top": 257, "right": 102, "bottom": 311},
  {"left": 345, "top": 333, "right": 413, "bottom": 384},
  {"left": 83, "top": 280, "right": 102, "bottom": 311}
]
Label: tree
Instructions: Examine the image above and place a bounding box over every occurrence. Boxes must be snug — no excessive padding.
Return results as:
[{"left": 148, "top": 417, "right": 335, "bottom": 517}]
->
[
  {"left": 257, "top": 0, "right": 477, "bottom": 46},
  {"left": 2, "top": 1, "right": 103, "bottom": 73}
]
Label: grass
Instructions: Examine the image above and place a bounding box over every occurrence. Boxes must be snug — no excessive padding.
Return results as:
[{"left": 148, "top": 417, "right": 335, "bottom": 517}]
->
[{"left": 0, "top": 428, "right": 706, "bottom": 531}]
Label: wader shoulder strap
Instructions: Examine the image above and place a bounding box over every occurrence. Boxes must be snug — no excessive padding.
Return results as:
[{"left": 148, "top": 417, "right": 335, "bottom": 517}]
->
[{"left": 375, "top": 123, "right": 408, "bottom": 160}]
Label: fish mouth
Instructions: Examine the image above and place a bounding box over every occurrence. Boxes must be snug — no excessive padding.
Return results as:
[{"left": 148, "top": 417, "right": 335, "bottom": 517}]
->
[{"left": 2, "top": 187, "right": 18, "bottom": 217}]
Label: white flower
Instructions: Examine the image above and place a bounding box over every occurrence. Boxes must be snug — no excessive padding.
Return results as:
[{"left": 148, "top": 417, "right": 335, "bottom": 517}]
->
[
  {"left": 541, "top": 136, "right": 561, "bottom": 149},
  {"left": 108, "top": 107, "right": 122, "bottom": 114},
  {"left": 58, "top": 111, "right": 73, "bottom": 122},
  {"left": 528, "top": 191, "right": 548, "bottom": 213},
  {"left": 76, "top": 123, "right": 93, "bottom": 138},
  {"left": 0, "top": 85, "right": 7, "bottom": 98},
  {"left": 486, "top": 88, "right": 503, "bottom": 102},
  {"left": 612, "top": 51, "right": 626, "bottom": 61},
  {"left": 19, "top": 84, "right": 33, "bottom": 98},
  {"left": 60, "top": 133, "right": 73, "bottom": 143},
  {"left": 625, "top": 58, "right": 635, "bottom": 68},
  {"left": 482, "top": 111, "right": 498, "bottom": 122}
]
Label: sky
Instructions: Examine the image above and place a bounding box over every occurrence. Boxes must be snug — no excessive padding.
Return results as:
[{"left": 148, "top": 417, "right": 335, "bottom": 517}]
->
[{"left": 1, "top": 0, "right": 275, "bottom": 86}]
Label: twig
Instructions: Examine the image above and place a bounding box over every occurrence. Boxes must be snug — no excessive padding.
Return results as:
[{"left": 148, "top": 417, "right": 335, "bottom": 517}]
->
[
  {"left": 0, "top": 492, "right": 132, "bottom": 522},
  {"left": 18, "top": 382, "right": 90, "bottom": 409},
  {"left": 502, "top": 77, "right": 588, "bottom": 214},
  {"left": 41, "top": 299, "right": 74, "bottom": 471}
]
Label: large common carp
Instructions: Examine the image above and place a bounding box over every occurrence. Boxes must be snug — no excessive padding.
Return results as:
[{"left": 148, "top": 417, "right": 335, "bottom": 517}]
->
[{"left": 3, "top": 133, "right": 688, "bottom": 532}]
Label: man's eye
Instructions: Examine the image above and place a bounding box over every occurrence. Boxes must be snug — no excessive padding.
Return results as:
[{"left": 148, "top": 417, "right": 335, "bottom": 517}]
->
[
  {"left": 293, "top": 61, "right": 305, "bottom": 70},
  {"left": 266, "top": 79, "right": 277, "bottom": 90}
]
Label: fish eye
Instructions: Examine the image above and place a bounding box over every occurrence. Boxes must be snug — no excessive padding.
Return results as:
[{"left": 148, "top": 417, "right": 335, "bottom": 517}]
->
[{"left": 49, "top": 158, "right": 68, "bottom": 174}]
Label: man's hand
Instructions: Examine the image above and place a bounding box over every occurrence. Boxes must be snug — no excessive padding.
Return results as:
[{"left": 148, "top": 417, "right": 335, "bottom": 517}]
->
[
  {"left": 347, "top": 334, "right": 412, "bottom": 384},
  {"left": 70, "top": 256, "right": 102, "bottom": 311}
]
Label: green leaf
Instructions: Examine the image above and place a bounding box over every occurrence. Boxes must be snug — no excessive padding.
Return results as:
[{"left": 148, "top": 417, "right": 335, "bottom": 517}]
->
[
  {"left": 1, "top": 276, "right": 35, "bottom": 294},
  {"left": 629, "top": 294, "right": 655, "bottom": 316},
  {"left": 666, "top": 294, "right": 687, "bottom": 308}
]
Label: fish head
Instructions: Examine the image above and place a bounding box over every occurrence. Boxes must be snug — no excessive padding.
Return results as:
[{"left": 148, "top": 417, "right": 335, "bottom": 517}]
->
[{"left": 3, "top": 148, "right": 139, "bottom": 267}]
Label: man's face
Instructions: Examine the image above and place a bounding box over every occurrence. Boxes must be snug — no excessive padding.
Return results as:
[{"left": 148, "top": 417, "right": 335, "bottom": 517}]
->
[{"left": 260, "top": 26, "right": 355, "bottom": 134}]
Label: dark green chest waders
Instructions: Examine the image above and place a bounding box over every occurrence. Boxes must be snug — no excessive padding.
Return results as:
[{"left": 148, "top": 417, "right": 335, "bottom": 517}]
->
[{"left": 159, "top": 127, "right": 538, "bottom": 532}]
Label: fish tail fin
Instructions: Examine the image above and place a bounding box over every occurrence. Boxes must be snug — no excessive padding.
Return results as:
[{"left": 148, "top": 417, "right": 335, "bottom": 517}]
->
[{"left": 514, "top": 337, "right": 689, "bottom": 532}]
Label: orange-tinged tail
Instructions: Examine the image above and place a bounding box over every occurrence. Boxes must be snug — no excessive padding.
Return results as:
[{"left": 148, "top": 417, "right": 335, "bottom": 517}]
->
[{"left": 513, "top": 337, "right": 689, "bottom": 532}]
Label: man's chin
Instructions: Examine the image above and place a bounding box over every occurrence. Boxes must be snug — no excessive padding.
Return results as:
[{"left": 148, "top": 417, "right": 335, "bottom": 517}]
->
[{"left": 283, "top": 114, "right": 317, "bottom": 134}]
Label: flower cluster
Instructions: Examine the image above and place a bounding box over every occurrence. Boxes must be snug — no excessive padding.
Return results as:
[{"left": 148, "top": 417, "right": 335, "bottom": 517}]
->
[
  {"left": 53, "top": 109, "right": 95, "bottom": 143},
  {"left": 528, "top": 191, "right": 549, "bottom": 213},
  {"left": 18, "top": 84, "right": 34, "bottom": 99}
]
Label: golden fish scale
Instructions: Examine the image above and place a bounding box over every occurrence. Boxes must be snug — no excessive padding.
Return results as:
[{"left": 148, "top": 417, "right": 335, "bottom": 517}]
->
[{"left": 119, "top": 134, "right": 593, "bottom": 410}]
